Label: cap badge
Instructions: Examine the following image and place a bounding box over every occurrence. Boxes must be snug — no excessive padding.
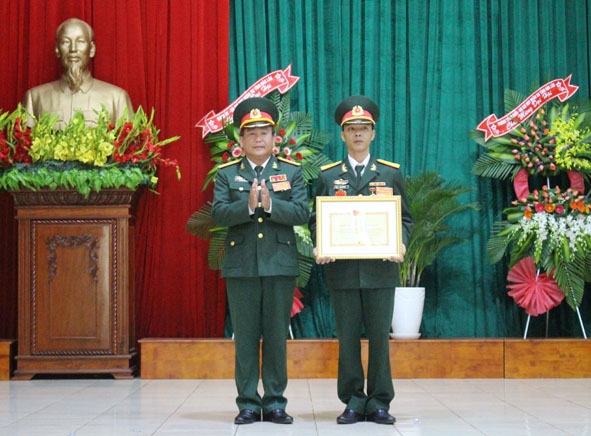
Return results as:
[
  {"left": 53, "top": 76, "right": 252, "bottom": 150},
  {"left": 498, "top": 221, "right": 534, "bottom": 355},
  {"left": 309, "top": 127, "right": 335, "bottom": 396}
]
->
[
  {"left": 250, "top": 108, "right": 261, "bottom": 118},
  {"left": 352, "top": 105, "right": 364, "bottom": 116}
]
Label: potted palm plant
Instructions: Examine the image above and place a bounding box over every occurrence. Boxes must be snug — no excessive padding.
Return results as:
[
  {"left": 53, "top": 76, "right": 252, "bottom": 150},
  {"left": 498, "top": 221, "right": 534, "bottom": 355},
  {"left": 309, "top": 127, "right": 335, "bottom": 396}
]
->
[{"left": 392, "top": 172, "right": 480, "bottom": 338}]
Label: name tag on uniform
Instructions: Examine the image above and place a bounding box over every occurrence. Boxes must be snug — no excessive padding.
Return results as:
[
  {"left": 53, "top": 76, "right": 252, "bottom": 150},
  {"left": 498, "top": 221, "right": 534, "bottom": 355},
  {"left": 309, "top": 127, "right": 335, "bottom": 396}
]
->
[
  {"left": 375, "top": 187, "right": 393, "bottom": 196},
  {"left": 272, "top": 181, "right": 291, "bottom": 191}
]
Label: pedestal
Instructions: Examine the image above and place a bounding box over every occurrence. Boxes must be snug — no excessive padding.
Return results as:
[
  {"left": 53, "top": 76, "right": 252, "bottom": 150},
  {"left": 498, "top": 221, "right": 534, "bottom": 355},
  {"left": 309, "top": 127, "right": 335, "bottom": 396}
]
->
[{"left": 10, "top": 189, "right": 139, "bottom": 379}]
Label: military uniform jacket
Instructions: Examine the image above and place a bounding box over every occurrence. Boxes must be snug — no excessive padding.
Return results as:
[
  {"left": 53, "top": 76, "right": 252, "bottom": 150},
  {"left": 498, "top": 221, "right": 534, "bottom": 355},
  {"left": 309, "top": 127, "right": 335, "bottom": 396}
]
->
[
  {"left": 309, "top": 155, "right": 413, "bottom": 289},
  {"left": 212, "top": 155, "right": 309, "bottom": 278}
]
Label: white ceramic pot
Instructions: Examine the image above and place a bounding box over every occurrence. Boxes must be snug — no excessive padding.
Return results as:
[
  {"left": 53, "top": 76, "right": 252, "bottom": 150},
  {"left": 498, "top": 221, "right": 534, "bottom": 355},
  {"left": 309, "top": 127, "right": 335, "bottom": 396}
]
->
[{"left": 391, "top": 287, "right": 425, "bottom": 339}]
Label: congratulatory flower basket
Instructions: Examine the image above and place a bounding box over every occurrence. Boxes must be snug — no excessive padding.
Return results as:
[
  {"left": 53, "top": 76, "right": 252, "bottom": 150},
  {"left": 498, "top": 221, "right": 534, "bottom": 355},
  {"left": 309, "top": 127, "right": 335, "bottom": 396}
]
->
[
  {"left": 471, "top": 79, "right": 591, "bottom": 319},
  {"left": 0, "top": 104, "right": 180, "bottom": 197}
]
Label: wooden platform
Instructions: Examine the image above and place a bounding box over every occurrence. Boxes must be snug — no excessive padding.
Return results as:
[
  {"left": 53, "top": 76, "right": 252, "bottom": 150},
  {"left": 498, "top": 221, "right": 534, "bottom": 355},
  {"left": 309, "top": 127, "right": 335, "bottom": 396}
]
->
[
  {"left": 139, "top": 338, "right": 591, "bottom": 379},
  {"left": 0, "top": 340, "right": 16, "bottom": 380}
]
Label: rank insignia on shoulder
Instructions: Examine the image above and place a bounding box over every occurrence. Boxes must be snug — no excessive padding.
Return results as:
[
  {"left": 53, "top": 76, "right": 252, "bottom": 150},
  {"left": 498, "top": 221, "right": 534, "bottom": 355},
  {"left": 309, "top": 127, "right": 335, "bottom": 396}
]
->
[
  {"left": 218, "top": 159, "right": 241, "bottom": 169},
  {"left": 277, "top": 156, "right": 301, "bottom": 166},
  {"left": 320, "top": 161, "right": 342, "bottom": 171},
  {"left": 376, "top": 159, "right": 400, "bottom": 169}
]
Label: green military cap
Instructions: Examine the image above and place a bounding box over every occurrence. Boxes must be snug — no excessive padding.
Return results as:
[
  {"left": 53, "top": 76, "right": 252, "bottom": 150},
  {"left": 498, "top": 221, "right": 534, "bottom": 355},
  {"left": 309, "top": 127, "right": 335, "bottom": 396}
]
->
[
  {"left": 233, "top": 97, "right": 279, "bottom": 130},
  {"left": 334, "top": 95, "right": 379, "bottom": 126}
]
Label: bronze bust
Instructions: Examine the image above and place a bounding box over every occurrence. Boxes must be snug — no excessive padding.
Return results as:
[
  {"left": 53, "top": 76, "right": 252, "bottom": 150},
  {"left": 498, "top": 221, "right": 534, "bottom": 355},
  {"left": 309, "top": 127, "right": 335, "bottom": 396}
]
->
[{"left": 22, "top": 18, "right": 133, "bottom": 127}]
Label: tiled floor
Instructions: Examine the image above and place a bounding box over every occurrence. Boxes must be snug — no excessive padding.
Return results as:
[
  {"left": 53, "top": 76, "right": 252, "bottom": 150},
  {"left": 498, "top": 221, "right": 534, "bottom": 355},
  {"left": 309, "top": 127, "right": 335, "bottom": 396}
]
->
[{"left": 0, "top": 378, "right": 590, "bottom": 435}]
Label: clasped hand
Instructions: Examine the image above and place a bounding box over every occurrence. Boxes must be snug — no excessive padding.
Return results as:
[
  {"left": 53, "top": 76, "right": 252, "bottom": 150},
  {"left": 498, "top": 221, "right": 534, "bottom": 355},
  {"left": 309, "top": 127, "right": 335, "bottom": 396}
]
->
[{"left": 248, "top": 178, "right": 271, "bottom": 211}]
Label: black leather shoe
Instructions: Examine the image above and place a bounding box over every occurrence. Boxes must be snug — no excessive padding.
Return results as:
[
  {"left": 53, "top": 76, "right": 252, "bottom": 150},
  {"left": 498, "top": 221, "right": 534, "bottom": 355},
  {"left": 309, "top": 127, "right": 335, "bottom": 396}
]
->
[
  {"left": 336, "top": 408, "right": 365, "bottom": 424},
  {"left": 366, "top": 408, "right": 396, "bottom": 425},
  {"left": 263, "top": 408, "right": 293, "bottom": 424},
  {"left": 234, "top": 409, "right": 260, "bottom": 425}
]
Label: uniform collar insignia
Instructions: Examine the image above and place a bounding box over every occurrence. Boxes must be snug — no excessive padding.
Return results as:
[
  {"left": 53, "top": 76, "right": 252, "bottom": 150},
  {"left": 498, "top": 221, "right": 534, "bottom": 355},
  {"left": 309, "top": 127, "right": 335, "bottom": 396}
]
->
[
  {"left": 370, "top": 163, "right": 377, "bottom": 171},
  {"left": 341, "top": 163, "right": 348, "bottom": 173}
]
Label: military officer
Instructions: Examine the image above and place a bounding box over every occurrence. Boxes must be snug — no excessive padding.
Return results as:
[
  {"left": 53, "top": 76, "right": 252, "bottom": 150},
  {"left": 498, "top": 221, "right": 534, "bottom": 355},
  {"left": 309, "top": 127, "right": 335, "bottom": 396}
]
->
[
  {"left": 309, "top": 95, "right": 413, "bottom": 425},
  {"left": 211, "top": 97, "right": 308, "bottom": 425}
]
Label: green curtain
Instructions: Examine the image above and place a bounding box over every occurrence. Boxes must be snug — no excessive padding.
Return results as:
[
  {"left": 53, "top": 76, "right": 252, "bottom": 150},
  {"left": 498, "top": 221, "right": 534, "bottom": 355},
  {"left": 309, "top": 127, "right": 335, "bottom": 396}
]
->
[{"left": 228, "top": 0, "right": 591, "bottom": 338}]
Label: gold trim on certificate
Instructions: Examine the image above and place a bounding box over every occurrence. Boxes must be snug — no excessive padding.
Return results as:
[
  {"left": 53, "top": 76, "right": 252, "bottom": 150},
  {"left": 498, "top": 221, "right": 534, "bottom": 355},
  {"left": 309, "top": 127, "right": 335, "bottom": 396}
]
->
[{"left": 316, "top": 196, "right": 402, "bottom": 259}]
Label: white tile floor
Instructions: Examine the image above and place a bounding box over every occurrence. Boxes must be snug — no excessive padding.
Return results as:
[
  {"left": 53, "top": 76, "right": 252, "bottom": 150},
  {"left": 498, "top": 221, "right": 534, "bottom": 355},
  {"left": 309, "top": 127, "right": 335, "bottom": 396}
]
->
[{"left": 0, "top": 378, "right": 590, "bottom": 435}]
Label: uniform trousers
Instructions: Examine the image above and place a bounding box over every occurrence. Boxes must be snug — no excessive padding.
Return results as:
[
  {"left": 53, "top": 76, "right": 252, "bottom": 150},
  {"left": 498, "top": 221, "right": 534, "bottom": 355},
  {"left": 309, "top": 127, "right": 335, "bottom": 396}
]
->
[
  {"left": 330, "top": 286, "right": 395, "bottom": 414},
  {"left": 226, "top": 276, "right": 295, "bottom": 413}
]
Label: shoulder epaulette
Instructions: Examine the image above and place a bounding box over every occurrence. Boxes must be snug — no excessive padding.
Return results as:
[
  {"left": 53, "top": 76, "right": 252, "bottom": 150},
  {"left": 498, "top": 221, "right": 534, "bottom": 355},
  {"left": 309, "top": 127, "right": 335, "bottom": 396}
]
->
[
  {"left": 320, "top": 161, "right": 342, "bottom": 171},
  {"left": 277, "top": 156, "right": 301, "bottom": 166},
  {"left": 376, "top": 159, "right": 400, "bottom": 169},
  {"left": 218, "top": 159, "right": 241, "bottom": 169}
]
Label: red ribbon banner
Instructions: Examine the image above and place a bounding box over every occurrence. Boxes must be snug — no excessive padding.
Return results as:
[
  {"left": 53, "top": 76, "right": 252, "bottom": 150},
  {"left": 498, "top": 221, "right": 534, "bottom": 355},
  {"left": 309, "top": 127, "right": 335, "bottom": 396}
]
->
[
  {"left": 476, "top": 75, "right": 579, "bottom": 142},
  {"left": 195, "top": 64, "right": 300, "bottom": 138}
]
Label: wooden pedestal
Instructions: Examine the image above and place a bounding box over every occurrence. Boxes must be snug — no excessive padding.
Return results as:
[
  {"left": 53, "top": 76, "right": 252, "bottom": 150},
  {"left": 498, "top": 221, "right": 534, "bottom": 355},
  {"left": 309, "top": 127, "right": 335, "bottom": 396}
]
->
[{"left": 10, "top": 189, "right": 139, "bottom": 379}]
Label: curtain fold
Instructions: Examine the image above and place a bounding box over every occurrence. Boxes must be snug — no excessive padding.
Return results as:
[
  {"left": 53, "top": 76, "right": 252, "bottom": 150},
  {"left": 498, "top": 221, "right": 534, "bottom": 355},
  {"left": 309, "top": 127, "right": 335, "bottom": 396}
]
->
[
  {"left": 0, "top": 0, "right": 230, "bottom": 339},
  {"left": 229, "top": 0, "right": 591, "bottom": 338},
  {"left": 2, "top": 0, "right": 590, "bottom": 340}
]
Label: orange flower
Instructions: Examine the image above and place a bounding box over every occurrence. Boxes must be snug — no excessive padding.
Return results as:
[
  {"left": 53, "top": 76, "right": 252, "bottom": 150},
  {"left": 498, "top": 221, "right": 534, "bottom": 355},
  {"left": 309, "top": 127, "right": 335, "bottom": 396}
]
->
[
  {"left": 524, "top": 206, "right": 533, "bottom": 219},
  {"left": 545, "top": 203, "right": 555, "bottom": 213}
]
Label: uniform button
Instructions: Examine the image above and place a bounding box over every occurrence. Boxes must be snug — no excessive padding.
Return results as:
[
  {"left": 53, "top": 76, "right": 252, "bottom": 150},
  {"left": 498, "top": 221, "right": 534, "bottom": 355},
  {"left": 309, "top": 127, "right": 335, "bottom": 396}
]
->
[
  {"left": 258, "top": 233, "right": 264, "bottom": 239},
  {"left": 258, "top": 217, "right": 263, "bottom": 223},
  {"left": 238, "top": 187, "right": 244, "bottom": 191},
  {"left": 230, "top": 241, "right": 235, "bottom": 246}
]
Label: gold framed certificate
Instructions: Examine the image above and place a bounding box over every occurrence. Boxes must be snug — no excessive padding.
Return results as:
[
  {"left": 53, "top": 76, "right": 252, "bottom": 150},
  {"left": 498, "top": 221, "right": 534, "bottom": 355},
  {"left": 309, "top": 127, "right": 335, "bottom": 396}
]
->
[{"left": 316, "top": 196, "right": 403, "bottom": 259}]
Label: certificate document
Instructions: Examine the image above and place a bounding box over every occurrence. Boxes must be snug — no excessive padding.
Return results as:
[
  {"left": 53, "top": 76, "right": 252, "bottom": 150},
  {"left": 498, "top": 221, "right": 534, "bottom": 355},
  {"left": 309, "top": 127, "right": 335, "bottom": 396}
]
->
[{"left": 316, "top": 196, "right": 402, "bottom": 259}]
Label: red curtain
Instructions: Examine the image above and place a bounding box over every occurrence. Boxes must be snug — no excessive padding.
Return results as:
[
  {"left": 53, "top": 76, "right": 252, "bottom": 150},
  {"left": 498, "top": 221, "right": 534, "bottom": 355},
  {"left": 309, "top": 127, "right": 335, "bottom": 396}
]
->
[{"left": 0, "top": 0, "right": 229, "bottom": 338}]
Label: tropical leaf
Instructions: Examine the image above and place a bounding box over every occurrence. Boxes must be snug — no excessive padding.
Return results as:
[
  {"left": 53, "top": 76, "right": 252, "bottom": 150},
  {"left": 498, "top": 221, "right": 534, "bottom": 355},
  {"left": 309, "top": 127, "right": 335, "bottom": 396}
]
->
[
  {"left": 399, "top": 172, "right": 481, "bottom": 287},
  {"left": 185, "top": 201, "right": 215, "bottom": 239},
  {"left": 550, "top": 251, "right": 585, "bottom": 310},
  {"left": 504, "top": 89, "right": 527, "bottom": 112},
  {"left": 207, "top": 228, "right": 227, "bottom": 271},
  {"left": 471, "top": 154, "right": 518, "bottom": 180},
  {"left": 486, "top": 221, "right": 513, "bottom": 264}
]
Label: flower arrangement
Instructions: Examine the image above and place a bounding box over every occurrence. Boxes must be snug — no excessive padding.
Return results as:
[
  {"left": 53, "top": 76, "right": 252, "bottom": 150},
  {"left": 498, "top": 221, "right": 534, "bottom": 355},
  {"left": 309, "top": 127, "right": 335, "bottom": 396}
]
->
[
  {"left": 473, "top": 84, "right": 591, "bottom": 313},
  {"left": 187, "top": 90, "right": 332, "bottom": 289},
  {"left": 488, "top": 184, "right": 591, "bottom": 310},
  {"left": 200, "top": 91, "right": 332, "bottom": 190},
  {"left": 0, "top": 104, "right": 180, "bottom": 196},
  {"left": 471, "top": 91, "right": 591, "bottom": 181}
]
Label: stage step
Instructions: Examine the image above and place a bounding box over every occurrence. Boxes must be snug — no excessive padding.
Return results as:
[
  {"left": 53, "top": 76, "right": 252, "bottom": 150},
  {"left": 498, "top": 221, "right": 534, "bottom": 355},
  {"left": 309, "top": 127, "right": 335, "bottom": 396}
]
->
[
  {"left": 139, "top": 338, "right": 591, "bottom": 379},
  {"left": 0, "top": 340, "right": 16, "bottom": 380}
]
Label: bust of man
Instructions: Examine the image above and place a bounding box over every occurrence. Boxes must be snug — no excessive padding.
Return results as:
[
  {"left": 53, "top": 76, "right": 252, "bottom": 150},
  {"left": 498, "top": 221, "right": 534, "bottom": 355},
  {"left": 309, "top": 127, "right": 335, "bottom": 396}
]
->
[{"left": 22, "top": 18, "right": 134, "bottom": 127}]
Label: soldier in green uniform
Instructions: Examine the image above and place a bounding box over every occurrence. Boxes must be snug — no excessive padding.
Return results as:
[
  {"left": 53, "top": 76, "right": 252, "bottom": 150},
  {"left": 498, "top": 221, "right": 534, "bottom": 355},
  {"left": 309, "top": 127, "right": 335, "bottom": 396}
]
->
[
  {"left": 212, "top": 97, "right": 308, "bottom": 425},
  {"left": 309, "top": 96, "right": 413, "bottom": 425}
]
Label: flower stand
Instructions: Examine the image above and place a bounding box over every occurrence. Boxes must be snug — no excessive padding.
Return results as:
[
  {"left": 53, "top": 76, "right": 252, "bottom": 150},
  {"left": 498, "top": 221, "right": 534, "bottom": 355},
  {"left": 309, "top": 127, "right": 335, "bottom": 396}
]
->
[
  {"left": 523, "top": 310, "right": 587, "bottom": 339},
  {"left": 10, "top": 188, "right": 139, "bottom": 379}
]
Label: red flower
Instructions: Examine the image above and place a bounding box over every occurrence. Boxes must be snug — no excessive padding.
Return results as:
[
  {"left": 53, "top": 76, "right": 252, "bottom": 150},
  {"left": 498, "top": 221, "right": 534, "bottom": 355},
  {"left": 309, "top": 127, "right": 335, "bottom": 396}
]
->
[{"left": 554, "top": 204, "right": 565, "bottom": 214}]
